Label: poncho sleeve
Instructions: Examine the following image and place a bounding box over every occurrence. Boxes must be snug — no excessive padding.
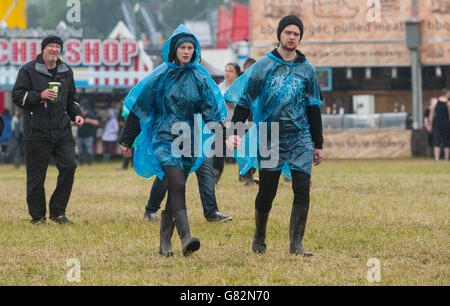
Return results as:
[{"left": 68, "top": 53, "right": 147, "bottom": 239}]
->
[
  {"left": 124, "top": 63, "right": 168, "bottom": 121},
  {"left": 195, "top": 66, "right": 227, "bottom": 124}
]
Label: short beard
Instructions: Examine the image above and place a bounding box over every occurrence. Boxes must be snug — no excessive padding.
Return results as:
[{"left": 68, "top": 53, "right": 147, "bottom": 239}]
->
[{"left": 280, "top": 42, "right": 297, "bottom": 52}]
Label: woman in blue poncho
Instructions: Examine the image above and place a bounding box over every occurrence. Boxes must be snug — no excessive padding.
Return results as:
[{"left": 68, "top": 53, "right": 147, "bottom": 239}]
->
[
  {"left": 119, "top": 25, "right": 226, "bottom": 257},
  {"left": 225, "top": 16, "right": 324, "bottom": 256}
]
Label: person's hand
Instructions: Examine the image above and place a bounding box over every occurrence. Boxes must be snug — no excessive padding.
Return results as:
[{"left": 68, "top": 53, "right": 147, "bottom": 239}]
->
[
  {"left": 40, "top": 89, "right": 57, "bottom": 101},
  {"left": 120, "top": 144, "right": 132, "bottom": 158},
  {"left": 74, "top": 116, "right": 84, "bottom": 128},
  {"left": 313, "top": 148, "right": 323, "bottom": 166},
  {"left": 225, "top": 135, "right": 241, "bottom": 150}
]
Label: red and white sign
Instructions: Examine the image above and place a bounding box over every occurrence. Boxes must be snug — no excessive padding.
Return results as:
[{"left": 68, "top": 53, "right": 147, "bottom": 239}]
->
[{"left": 0, "top": 38, "right": 139, "bottom": 66}]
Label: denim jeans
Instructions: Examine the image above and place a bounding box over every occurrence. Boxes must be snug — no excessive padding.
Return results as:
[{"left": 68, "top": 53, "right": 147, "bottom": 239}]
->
[
  {"left": 145, "top": 157, "right": 218, "bottom": 218},
  {"left": 76, "top": 136, "right": 94, "bottom": 164}
]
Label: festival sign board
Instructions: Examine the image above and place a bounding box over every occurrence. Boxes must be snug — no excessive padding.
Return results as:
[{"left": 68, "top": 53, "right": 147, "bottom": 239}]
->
[
  {"left": 0, "top": 38, "right": 150, "bottom": 89},
  {"left": 251, "top": 0, "right": 450, "bottom": 66}
]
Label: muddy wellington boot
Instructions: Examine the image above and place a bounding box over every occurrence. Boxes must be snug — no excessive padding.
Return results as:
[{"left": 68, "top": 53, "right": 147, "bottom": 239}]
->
[
  {"left": 159, "top": 210, "right": 175, "bottom": 257},
  {"left": 252, "top": 209, "right": 270, "bottom": 254},
  {"left": 173, "top": 209, "right": 200, "bottom": 256},
  {"left": 289, "top": 205, "right": 314, "bottom": 257}
]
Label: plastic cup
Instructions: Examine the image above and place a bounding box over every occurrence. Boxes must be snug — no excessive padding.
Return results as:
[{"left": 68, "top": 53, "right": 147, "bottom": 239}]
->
[{"left": 48, "top": 82, "right": 61, "bottom": 102}]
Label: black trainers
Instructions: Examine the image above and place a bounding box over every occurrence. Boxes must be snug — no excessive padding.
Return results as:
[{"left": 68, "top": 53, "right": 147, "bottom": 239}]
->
[
  {"left": 50, "top": 215, "right": 73, "bottom": 225},
  {"left": 31, "top": 217, "right": 46, "bottom": 225},
  {"left": 144, "top": 211, "right": 158, "bottom": 222},
  {"left": 206, "top": 211, "right": 232, "bottom": 222}
]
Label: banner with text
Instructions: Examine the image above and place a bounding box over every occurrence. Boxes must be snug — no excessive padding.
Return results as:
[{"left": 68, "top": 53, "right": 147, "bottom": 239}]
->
[
  {"left": 251, "top": 0, "right": 450, "bottom": 66},
  {"left": 323, "top": 130, "right": 412, "bottom": 159}
]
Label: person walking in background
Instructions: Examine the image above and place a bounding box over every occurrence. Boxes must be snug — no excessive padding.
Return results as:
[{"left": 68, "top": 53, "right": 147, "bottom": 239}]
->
[
  {"left": 0, "top": 114, "right": 4, "bottom": 138},
  {"left": 242, "top": 58, "right": 256, "bottom": 72},
  {"left": 225, "top": 15, "right": 323, "bottom": 256},
  {"left": 214, "top": 63, "right": 241, "bottom": 184},
  {"left": 12, "top": 35, "right": 84, "bottom": 225},
  {"left": 116, "top": 103, "right": 134, "bottom": 170},
  {"left": 424, "top": 99, "right": 434, "bottom": 159},
  {"left": 119, "top": 25, "right": 226, "bottom": 257},
  {"left": 77, "top": 98, "right": 99, "bottom": 166},
  {"left": 101, "top": 108, "right": 119, "bottom": 162},
  {"left": 429, "top": 89, "right": 450, "bottom": 162},
  {"left": 8, "top": 108, "right": 24, "bottom": 168},
  {"left": 0, "top": 109, "right": 12, "bottom": 163}
]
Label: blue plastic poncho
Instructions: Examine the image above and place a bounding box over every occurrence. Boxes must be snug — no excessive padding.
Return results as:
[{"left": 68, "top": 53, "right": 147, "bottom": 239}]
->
[
  {"left": 124, "top": 24, "right": 226, "bottom": 179},
  {"left": 224, "top": 52, "right": 322, "bottom": 177}
]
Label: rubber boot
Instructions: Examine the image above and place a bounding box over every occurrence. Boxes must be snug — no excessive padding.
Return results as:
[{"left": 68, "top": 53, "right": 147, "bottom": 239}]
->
[
  {"left": 159, "top": 210, "right": 175, "bottom": 257},
  {"left": 289, "top": 205, "right": 314, "bottom": 257},
  {"left": 173, "top": 209, "right": 200, "bottom": 256},
  {"left": 252, "top": 209, "right": 269, "bottom": 254}
]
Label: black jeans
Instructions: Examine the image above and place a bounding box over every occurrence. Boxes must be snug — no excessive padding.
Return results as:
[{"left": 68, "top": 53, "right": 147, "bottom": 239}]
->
[
  {"left": 255, "top": 169, "right": 310, "bottom": 213},
  {"left": 25, "top": 136, "right": 77, "bottom": 220}
]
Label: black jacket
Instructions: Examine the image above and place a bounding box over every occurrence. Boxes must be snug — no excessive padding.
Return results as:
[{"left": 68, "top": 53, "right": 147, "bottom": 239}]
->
[{"left": 12, "top": 54, "right": 81, "bottom": 142}]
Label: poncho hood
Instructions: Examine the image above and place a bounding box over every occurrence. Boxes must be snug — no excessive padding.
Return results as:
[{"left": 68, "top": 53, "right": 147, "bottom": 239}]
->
[{"left": 162, "top": 24, "right": 201, "bottom": 68}]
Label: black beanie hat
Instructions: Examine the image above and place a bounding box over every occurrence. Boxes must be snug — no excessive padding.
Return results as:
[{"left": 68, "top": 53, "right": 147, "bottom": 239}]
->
[
  {"left": 41, "top": 35, "right": 64, "bottom": 51},
  {"left": 277, "top": 15, "right": 304, "bottom": 41}
]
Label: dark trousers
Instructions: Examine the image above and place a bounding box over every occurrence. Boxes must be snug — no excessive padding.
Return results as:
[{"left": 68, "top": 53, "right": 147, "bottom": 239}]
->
[
  {"left": 25, "top": 137, "right": 77, "bottom": 220},
  {"left": 256, "top": 169, "right": 310, "bottom": 213},
  {"left": 145, "top": 157, "right": 218, "bottom": 218}
]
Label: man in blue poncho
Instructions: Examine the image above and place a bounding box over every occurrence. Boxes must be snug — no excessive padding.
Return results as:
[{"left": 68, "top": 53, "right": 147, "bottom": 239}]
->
[
  {"left": 119, "top": 25, "right": 226, "bottom": 257},
  {"left": 225, "top": 15, "right": 324, "bottom": 256}
]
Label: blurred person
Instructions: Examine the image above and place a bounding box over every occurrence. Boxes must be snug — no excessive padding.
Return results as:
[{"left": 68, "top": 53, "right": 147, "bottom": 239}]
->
[
  {"left": 116, "top": 103, "right": 134, "bottom": 170},
  {"left": 423, "top": 99, "right": 434, "bottom": 158},
  {"left": 214, "top": 63, "right": 241, "bottom": 184},
  {"left": 12, "top": 35, "right": 84, "bottom": 225},
  {"left": 0, "top": 109, "right": 12, "bottom": 163},
  {"left": 101, "top": 108, "right": 119, "bottom": 162},
  {"left": 242, "top": 58, "right": 256, "bottom": 72},
  {"left": 8, "top": 108, "right": 25, "bottom": 168},
  {"left": 429, "top": 89, "right": 450, "bottom": 162},
  {"left": 119, "top": 25, "right": 226, "bottom": 257},
  {"left": 0, "top": 114, "right": 4, "bottom": 137},
  {"left": 225, "top": 15, "right": 323, "bottom": 256},
  {"left": 77, "top": 98, "right": 99, "bottom": 166}
]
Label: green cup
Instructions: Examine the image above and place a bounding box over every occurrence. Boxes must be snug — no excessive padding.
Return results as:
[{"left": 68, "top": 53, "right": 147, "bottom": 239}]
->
[{"left": 48, "top": 82, "right": 61, "bottom": 102}]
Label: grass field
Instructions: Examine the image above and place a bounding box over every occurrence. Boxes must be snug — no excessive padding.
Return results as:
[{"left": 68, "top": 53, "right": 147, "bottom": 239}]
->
[{"left": 0, "top": 158, "right": 448, "bottom": 286}]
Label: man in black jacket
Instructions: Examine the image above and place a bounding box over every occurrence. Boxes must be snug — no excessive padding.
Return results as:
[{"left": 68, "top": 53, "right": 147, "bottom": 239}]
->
[{"left": 12, "top": 36, "right": 84, "bottom": 225}]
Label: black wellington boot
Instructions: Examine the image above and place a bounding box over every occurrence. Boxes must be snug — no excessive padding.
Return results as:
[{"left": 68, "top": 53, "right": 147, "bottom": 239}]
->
[
  {"left": 289, "top": 205, "right": 314, "bottom": 257},
  {"left": 173, "top": 209, "right": 200, "bottom": 256},
  {"left": 252, "top": 209, "right": 270, "bottom": 254},
  {"left": 159, "top": 210, "right": 175, "bottom": 257}
]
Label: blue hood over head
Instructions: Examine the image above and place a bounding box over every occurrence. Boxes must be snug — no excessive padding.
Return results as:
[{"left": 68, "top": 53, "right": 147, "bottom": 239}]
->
[
  {"left": 162, "top": 24, "right": 201, "bottom": 67},
  {"left": 123, "top": 24, "right": 226, "bottom": 179}
]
